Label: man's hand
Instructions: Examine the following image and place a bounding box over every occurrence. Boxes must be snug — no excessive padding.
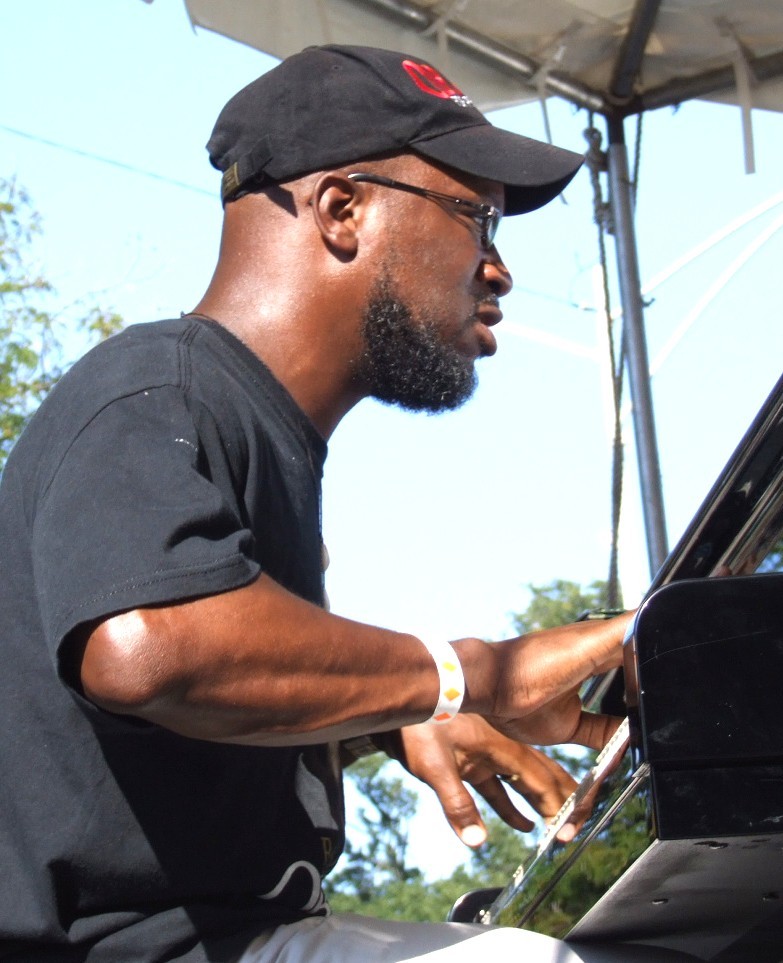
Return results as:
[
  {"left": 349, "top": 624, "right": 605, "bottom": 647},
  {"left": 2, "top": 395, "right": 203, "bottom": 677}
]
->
[
  {"left": 455, "top": 612, "right": 634, "bottom": 749},
  {"left": 383, "top": 714, "right": 578, "bottom": 848}
]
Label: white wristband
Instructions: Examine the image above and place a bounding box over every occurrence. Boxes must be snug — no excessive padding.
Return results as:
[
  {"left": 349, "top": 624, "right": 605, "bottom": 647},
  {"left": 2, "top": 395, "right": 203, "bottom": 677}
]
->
[{"left": 420, "top": 637, "right": 465, "bottom": 724}]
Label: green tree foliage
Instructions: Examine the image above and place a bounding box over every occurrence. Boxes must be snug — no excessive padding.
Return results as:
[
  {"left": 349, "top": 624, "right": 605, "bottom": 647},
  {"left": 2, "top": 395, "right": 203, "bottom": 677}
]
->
[
  {"left": 0, "top": 178, "right": 122, "bottom": 470},
  {"left": 327, "top": 865, "right": 477, "bottom": 923},
  {"left": 758, "top": 536, "right": 783, "bottom": 573},
  {"left": 512, "top": 791, "right": 651, "bottom": 938},
  {"left": 328, "top": 754, "right": 421, "bottom": 902},
  {"left": 326, "top": 757, "right": 536, "bottom": 922},
  {"left": 510, "top": 578, "right": 615, "bottom": 635},
  {"left": 466, "top": 812, "right": 535, "bottom": 888}
]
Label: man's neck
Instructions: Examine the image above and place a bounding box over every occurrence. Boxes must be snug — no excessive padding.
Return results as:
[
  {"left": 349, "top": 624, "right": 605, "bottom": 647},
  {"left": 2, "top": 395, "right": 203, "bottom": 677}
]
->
[{"left": 190, "top": 299, "right": 365, "bottom": 440}]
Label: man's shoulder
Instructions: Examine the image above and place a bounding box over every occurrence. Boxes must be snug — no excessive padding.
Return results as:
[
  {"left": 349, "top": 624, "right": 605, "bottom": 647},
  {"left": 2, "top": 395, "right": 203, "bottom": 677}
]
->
[
  {"left": 49, "top": 314, "right": 244, "bottom": 408},
  {"left": 72, "top": 315, "right": 199, "bottom": 387},
  {"left": 3, "top": 318, "right": 202, "bottom": 480}
]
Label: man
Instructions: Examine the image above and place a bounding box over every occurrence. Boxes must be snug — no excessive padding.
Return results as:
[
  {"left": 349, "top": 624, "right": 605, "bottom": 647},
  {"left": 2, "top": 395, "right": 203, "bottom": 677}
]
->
[{"left": 0, "top": 45, "right": 696, "bottom": 963}]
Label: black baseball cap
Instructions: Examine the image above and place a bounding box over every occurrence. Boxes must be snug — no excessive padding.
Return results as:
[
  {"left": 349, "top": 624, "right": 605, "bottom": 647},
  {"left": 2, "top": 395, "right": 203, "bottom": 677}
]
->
[{"left": 207, "top": 44, "right": 583, "bottom": 215}]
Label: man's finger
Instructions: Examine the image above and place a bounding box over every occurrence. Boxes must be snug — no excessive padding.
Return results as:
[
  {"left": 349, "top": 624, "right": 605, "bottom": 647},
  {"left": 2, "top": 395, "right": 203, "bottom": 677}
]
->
[
  {"left": 496, "top": 746, "right": 577, "bottom": 819},
  {"left": 569, "top": 710, "right": 622, "bottom": 751},
  {"left": 425, "top": 767, "right": 489, "bottom": 848},
  {"left": 473, "top": 777, "right": 535, "bottom": 833}
]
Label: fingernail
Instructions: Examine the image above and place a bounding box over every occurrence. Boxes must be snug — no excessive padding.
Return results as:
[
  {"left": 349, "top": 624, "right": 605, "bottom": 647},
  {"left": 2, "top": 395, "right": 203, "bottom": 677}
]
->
[
  {"left": 460, "top": 824, "right": 486, "bottom": 847},
  {"left": 556, "top": 823, "right": 576, "bottom": 843}
]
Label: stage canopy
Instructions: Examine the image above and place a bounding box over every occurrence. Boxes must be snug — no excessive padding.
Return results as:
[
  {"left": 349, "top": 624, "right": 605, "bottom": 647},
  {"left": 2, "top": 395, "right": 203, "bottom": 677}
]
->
[{"left": 175, "top": 0, "right": 783, "bottom": 118}]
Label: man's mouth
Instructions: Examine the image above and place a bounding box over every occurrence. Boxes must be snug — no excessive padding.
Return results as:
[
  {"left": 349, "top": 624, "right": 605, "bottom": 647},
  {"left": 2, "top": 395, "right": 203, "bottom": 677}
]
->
[
  {"left": 473, "top": 296, "right": 502, "bottom": 356},
  {"left": 475, "top": 320, "right": 498, "bottom": 357}
]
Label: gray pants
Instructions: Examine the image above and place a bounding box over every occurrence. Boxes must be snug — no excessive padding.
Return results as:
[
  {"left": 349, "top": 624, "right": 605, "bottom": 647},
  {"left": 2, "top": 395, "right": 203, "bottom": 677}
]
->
[{"left": 238, "top": 914, "right": 701, "bottom": 962}]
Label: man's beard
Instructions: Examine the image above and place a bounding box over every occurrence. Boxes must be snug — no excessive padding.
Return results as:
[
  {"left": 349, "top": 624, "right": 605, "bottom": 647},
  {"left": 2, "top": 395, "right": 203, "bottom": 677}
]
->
[{"left": 356, "top": 280, "right": 479, "bottom": 413}]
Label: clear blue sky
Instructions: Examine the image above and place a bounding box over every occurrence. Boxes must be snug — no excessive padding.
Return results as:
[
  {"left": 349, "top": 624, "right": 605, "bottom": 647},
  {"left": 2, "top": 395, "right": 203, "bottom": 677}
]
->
[{"left": 3, "top": 0, "right": 783, "bottom": 876}]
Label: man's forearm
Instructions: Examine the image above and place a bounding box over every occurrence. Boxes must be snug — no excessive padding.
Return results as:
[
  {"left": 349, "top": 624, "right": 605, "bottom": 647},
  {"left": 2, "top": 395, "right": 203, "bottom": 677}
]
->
[
  {"left": 79, "top": 571, "right": 630, "bottom": 747},
  {"left": 78, "top": 573, "right": 498, "bottom": 745}
]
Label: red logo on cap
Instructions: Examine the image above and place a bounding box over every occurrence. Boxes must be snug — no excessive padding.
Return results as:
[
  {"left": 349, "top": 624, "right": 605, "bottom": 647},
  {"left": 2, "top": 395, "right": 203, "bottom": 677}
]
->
[{"left": 402, "top": 60, "right": 472, "bottom": 106}]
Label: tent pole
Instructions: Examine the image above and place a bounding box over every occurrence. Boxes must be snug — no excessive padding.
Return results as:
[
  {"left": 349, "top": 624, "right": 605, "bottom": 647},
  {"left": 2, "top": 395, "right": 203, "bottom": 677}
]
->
[{"left": 606, "top": 114, "right": 669, "bottom": 578}]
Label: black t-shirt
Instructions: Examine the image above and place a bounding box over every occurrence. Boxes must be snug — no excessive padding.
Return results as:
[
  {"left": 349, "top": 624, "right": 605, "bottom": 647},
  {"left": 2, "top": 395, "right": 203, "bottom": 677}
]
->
[{"left": 0, "top": 316, "right": 344, "bottom": 962}]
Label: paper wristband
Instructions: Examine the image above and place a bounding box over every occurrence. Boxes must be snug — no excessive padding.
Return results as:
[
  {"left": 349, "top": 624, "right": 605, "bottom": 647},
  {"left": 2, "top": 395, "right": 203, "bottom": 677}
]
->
[{"left": 420, "top": 637, "right": 465, "bottom": 724}]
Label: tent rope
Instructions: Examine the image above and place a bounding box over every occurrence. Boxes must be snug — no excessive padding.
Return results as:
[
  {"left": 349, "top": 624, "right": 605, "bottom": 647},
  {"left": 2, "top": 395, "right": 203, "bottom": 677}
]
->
[
  {"left": 584, "top": 122, "right": 624, "bottom": 609},
  {"left": 631, "top": 112, "right": 643, "bottom": 206}
]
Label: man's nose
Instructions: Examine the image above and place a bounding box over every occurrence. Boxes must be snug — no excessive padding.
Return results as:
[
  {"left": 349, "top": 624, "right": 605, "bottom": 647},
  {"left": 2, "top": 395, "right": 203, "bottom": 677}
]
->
[{"left": 478, "top": 247, "right": 513, "bottom": 297}]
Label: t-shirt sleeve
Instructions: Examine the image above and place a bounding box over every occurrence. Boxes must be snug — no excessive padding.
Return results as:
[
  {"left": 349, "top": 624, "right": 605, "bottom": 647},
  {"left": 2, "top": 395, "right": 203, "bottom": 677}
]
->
[{"left": 31, "top": 384, "right": 261, "bottom": 670}]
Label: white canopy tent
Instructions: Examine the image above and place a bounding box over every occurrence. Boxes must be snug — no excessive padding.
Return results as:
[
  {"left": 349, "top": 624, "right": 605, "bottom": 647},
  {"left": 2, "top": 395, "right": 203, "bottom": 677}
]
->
[
  {"left": 175, "top": 0, "right": 783, "bottom": 116},
  {"left": 158, "top": 0, "right": 783, "bottom": 580}
]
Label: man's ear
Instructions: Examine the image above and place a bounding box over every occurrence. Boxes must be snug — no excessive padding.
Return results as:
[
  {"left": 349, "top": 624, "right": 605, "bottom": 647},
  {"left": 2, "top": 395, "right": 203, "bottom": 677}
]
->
[{"left": 309, "top": 172, "right": 363, "bottom": 257}]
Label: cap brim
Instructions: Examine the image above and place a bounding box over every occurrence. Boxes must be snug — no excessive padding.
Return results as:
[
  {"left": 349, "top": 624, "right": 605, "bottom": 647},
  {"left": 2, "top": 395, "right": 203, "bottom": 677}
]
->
[{"left": 412, "top": 123, "right": 584, "bottom": 215}]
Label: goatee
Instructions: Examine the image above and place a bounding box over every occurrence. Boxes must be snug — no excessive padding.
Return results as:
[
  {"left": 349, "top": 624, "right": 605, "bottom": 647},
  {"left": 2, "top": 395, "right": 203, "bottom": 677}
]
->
[{"left": 357, "top": 280, "right": 478, "bottom": 413}]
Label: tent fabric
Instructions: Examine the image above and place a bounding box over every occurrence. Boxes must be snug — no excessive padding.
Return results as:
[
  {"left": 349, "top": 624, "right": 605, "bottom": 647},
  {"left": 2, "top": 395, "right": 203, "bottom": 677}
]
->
[{"left": 180, "top": 0, "right": 783, "bottom": 115}]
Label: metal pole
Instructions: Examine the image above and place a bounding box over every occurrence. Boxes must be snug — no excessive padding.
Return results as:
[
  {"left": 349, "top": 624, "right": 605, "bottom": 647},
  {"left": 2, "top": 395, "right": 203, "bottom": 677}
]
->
[
  {"left": 609, "top": 0, "right": 662, "bottom": 103},
  {"left": 606, "top": 115, "right": 669, "bottom": 577}
]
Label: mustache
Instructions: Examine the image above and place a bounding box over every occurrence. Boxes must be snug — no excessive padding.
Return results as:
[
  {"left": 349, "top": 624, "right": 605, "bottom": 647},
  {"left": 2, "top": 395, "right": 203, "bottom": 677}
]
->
[{"left": 471, "top": 293, "right": 500, "bottom": 322}]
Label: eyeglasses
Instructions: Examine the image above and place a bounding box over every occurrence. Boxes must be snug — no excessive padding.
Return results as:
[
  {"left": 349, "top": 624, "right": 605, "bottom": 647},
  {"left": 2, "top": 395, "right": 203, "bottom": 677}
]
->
[{"left": 347, "top": 172, "right": 502, "bottom": 251}]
